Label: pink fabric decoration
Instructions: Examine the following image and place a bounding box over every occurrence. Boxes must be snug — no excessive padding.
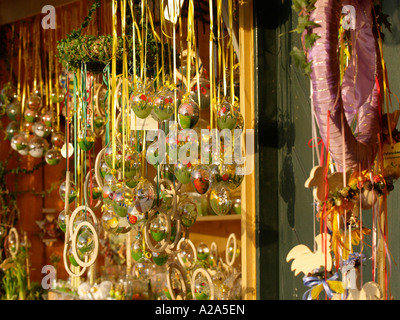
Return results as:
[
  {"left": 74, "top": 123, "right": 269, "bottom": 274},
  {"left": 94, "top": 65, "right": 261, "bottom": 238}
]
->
[{"left": 308, "top": 0, "right": 383, "bottom": 171}]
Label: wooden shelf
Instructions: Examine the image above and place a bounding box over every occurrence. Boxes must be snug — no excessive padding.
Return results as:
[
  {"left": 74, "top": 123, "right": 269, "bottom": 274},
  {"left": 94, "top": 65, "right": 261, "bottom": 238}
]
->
[{"left": 196, "top": 214, "right": 241, "bottom": 222}]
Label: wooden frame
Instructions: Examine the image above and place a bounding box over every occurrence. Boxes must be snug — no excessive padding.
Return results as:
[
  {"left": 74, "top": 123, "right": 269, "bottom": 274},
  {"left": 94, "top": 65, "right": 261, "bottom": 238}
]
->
[{"left": 239, "top": 0, "right": 256, "bottom": 300}]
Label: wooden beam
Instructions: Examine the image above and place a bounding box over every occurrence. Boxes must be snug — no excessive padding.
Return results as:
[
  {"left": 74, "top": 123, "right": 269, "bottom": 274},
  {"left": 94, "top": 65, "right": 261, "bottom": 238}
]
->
[
  {"left": 239, "top": 0, "right": 256, "bottom": 300},
  {"left": 0, "top": 0, "right": 79, "bottom": 25}
]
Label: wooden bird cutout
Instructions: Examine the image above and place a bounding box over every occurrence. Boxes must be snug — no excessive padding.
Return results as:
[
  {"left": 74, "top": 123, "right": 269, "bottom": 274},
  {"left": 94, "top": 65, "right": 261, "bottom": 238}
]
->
[
  {"left": 305, "top": 166, "right": 351, "bottom": 203},
  {"left": 286, "top": 234, "right": 332, "bottom": 276},
  {"left": 331, "top": 282, "right": 382, "bottom": 300}
]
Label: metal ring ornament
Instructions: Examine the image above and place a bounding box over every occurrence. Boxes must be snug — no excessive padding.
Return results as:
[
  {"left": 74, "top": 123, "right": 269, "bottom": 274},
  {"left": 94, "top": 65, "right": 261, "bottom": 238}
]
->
[
  {"left": 94, "top": 147, "right": 106, "bottom": 189},
  {"left": 166, "top": 262, "right": 187, "bottom": 300},
  {"left": 84, "top": 169, "right": 102, "bottom": 211},
  {"left": 8, "top": 227, "right": 19, "bottom": 258},
  {"left": 176, "top": 237, "right": 197, "bottom": 270},
  {"left": 153, "top": 178, "right": 178, "bottom": 217},
  {"left": 94, "top": 83, "right": 107, "bottom": 117},
  {"left": 225, "top": 233, "right": 237, "bottom": 267},
  {"left": 70, "top": 221, "right": 99, "bottom": 268},
  {"left": 67, "top": 206, "right": 99, "bottom": 268},
  {"left": 191, "top": 267, "right": 215, "bottom": 300}
]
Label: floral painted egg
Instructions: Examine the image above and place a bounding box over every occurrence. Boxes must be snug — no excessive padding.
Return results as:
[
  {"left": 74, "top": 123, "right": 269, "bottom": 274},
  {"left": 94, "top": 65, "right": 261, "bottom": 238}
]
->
[
  {"left": 190, "top": 78, "right": 210, "bottom": 110},
  {"left": 152, "top": 89, "right": 174, "bottom": 121},
  {"left": 174, "top": 161, "right": 192, "bottom": 184},
  {"left": 124, "top": 151, "right": 141, "bottom": 188},
  {"left": 77, "top": 227, "right": 95, "bottom": 256},
  {"left": 58, "top": 209, "right": 71, "bottom": 232},
  {"left": 131, "top": 90, "right": 154, "bottom": 119},
  {"left": 131, "top": 239, "right": 144, "bottom": 262},
  {"left": 177, "top": 98, "right": 199, "bottom": 129},
  {"left": 209, "top": 182, "right": 232, "bottom": 216},
  {"left": 126, "top": 206, "right": 147, "bottom": 228},
  {"left": 191, "top": 164, "right": 212, "bottom": 194},
  {"left": 112, "top": 186, "right": 134, "bottom": 217},
  {"left": 216, "top": 99, "right": 239, "bottom": 130},
  {"left": 133, "top": 178, "right": 156, "bottom": 213}
]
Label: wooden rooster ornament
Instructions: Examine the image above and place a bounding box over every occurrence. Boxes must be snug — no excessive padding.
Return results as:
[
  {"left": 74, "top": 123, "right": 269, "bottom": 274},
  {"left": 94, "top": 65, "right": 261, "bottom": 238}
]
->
[{"left": 286, "top": 233, "right": 332, "bottom": 276}]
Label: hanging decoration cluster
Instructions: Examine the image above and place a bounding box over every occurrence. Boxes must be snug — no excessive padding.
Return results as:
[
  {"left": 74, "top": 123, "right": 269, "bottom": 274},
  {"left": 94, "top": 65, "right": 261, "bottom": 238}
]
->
[
  {"left": 287, "top": 0, "right": 399, "bottom": 300},
  {"left": 50, "top": 0, "right": 244, "bottom": 300}
]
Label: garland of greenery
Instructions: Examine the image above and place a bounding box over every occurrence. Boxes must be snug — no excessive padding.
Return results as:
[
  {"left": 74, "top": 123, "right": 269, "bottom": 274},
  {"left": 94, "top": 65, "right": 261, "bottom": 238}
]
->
[
  {"left": 57, "top": 0, "right": 173, "bottom": 75},
  {"left": 290, "top": 0, "right": 391, "bottom": 75}
]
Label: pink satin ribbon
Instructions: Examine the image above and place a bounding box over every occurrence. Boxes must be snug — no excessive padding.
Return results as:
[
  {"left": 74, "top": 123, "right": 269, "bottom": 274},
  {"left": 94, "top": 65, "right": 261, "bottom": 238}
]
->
[{"left": 308, "top": 0, "right": 383, "bottom": 171}]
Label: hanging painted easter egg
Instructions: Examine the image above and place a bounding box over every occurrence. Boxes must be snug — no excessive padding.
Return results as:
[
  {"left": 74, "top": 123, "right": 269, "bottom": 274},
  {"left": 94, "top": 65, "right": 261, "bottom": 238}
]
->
[
  {"left": 45, "top": 148, "right": 62, "bottom": 166},
  {"left": 24, "top": 108, "right": 39, "bottom": 123},
  {"left": 127, "top": 206, "right": 147, "bottom": 228},
  {"left": 101, "top": 207, "right": 123, "bottom": 234},
  {"left": 124, "top": 151, "right": 141, "bottom": 188},
  {"left": 190, "top": 78, "right": 210, "bottom": 110},
  {"left": 33, "top": 121, "right": 51, "bottom": 138},
  {"left": 6, "top": 100, "right": 22, "bottom": 121},
  {"left": 58, "top": 209, "right": 71, "bottom": 233},
  {"left": 11, "top": 133, "right": 28, "bottom": 152},
  {"left": 177, "top": 197, "right": 198, "bottom": 228},
  {"left": 50, "top": 87, "right": 65, "bottom": 104},
  {"left": 196, "top": 242, "right": 210, "bottom": 260},
  {"left": 59, "top": 180, "right": 78, "bottom": 204},
  {"left": 104, "top": 144, "right": 123, "bottom": 169},
  {"left": 178, "top": 98, "right": 199, "bottom": 129},
  {"left": 153, "top": 89, "right": 175, "bottom": 121},
  {"left": 27, "top": 93, "right": 42, "bottom": 110},
  {"left": 78, "top": 127, "right": 95, "bottom": 151},
  {"left": 51, "top": 131, "right": 65, "bottom": 149},
  {"left": 150, "top": 214, "right": 168, "bottom": 242},
  {"left": 134, "top": 259, "right": 154, "bottom": 280},
  {"left": 193, "top": 273, "right": 211, "bottom": 300},
  {"left": 191, "top": 164, "right": 212, "bottom": 194},
  {"left": 216, "top": 99, "right": 239, "bottom": 130},
  {"left": 112, "top": 186, "right": 134, "bottom": 217},
  {"left": 131, "top": 89, "right": 154, "bottom": 119},
  {"left": 133, "top": 178, "right": 156, "bottom": 213},
  {"left": 5, "top": 121, "right": 19, "bottom": 141},
  {"left": 174, "top": 161, "right": 192, "bottom": 184},
  {"left": 131, "top": 238, "right": 145, "bottom": 262},
  {"left": 28, "top": 136, "right": 49, "bottom": 158},
  {"left": 209, "top": 182, "right": 233, "bottom": 216},
  {"left": 41, "top": 110, "right": 55, "bottom": 128},
  {"left": 152, "top": 251, "right": 169, "bottom": 266},
  {"left": 77, "top": 227, "right": 95, "bottom": 256}
]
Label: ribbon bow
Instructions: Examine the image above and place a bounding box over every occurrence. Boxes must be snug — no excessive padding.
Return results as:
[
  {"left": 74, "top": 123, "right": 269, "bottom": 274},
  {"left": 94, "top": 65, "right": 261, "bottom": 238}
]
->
[{"left": 302, "top": 272, "right": 344, "bottom": 300}]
